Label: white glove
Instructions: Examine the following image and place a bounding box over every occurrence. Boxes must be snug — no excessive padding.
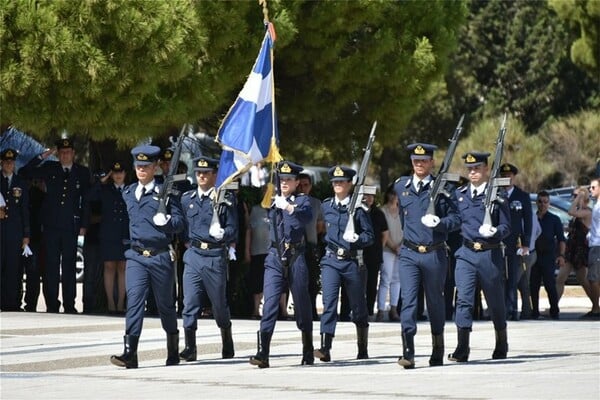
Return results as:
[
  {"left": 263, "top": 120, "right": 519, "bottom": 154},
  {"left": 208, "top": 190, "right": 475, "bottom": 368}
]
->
[
  {"left": 343, "top": 231, "right": 359, "bottom": 243},
  {"left": 421, "top": 214, "right": 440, "bottom": 228},
  {"left": 228, "top": 247, "right": 237, "bottom": 261},
  {"left": 22, "top": 244, "right": 33, "bottom": 257},
  {"left": 209, "top": 223, "right": 225, "bottom": 240},
  {"left": 153, "top": 213, "right": 171, "bottom": 226},
  {"left": 478, "top": 224, "right": 497, "bottom": 238},
  {"left": 273, "top": 195, "right": 289, "bottom": 210},
  {"left": 516, "top": 248, "right": 530, "bottom": 256}
]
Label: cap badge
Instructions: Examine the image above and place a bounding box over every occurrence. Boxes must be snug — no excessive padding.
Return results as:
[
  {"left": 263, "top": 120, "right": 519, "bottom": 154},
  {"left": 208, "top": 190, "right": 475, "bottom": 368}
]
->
[
  {"left": 280, "top": 163, "right": 291, "bottom": 173},
  {"left": 466, "top": 154, "right": 476, "bottom": 163},
  {"left": 137, "top": 153, "right": 148, "bottom": 161},
  {"left": 414, "top": 145, "right": 425, "bottom": 155},
  {"left": 198, "top": 159, "right": 208, "bottom": 167},
  {"left": 333, "top": 166, "right": 344, "bottom": 177}
]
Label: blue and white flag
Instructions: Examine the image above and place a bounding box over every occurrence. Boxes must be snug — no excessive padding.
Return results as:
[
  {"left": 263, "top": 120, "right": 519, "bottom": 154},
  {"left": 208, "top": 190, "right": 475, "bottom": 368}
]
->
[{"left": 216, "top": 26, "right": 279, "bottom": 188}]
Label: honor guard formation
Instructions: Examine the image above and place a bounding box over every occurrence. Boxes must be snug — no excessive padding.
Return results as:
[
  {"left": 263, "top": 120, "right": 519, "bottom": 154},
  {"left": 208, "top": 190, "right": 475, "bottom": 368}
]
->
[{"left": 1, "top": 115, "right": 599, "bottom": 372}]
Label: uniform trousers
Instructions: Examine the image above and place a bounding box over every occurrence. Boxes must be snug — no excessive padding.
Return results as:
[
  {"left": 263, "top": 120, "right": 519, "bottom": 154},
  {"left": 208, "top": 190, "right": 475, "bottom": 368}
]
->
[
  {"left": 260, "top": 248, "right": 312, "bottom": 333},
  {"left": 182, "top": 248, "right": 231, "bottom": 330},
  {"left": 0, "top": 229, "right": 23, "bottom": 310},
  {"left": 320, "top": 253, "right": 368, "bottom": 335},
  {"left": 43, "top": 228, "right": 78, "bottom": 311},
  {"left": 454, "top": 246, "right": 507, "bottom": 331},
  {"left": 398, "top": 247, "right": 447, "bottom": 336},
  {"left": 505, "top": 251, "right": 523, "bottom": 317},
  {"left": 124, "top": 250, "right": 178, "bottom": 336}
]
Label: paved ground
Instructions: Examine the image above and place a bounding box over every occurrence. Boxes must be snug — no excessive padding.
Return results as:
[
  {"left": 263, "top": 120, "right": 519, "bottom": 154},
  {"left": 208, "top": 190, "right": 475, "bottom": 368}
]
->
[{"left": 1, "top": 289, "right": 598, "bottom": 400}]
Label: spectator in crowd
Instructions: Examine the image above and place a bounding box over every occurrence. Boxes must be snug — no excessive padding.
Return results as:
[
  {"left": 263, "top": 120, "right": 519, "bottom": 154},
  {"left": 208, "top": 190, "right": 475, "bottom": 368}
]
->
[
  {"left": 23, "top": 178, "right": 45, "bottom": 312},
  {"left": 20, "top": 138, "right": 91, "bottom": 313},
  {"left": 82, "top": 188, "right": 103, "bottom": 314},
  {"left": 518, "top": 207, "right": 542, "bottom": 319},
  {"left": 378, "top": 185, "right": 400, "bottom": 322},
  {"left": 0, "top": 148, "right": 30, "bottom": 311},
  {"left": 557, "top": 186, "right": 593, "bottom": 307},
  {"left": 530, "top": 191, "right": 565, "bottom": 320},
  {"left": 585, "top": 178, "right": 600, "bottom": 318},
  {"left": 250, "top": 161, "right": 268, "bottom": 188}
]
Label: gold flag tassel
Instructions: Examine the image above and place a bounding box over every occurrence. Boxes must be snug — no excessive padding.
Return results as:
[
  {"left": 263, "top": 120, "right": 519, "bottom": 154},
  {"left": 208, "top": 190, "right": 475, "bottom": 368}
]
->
[{"left": 261, "top": 136, "right": 283, "bottom": 208}]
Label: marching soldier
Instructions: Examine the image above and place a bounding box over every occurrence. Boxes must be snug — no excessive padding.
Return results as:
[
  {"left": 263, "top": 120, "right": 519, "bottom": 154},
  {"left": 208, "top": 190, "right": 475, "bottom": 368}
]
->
[
  {"left": 314, "top": 165, "right": 374, "bottom": 362},
  {"left": 250, "top": 161, "right": 314, "bottom": 368},
  {"left": 20, "top": 138, "right": 91, "bottom": 313},
  {"left": 448, "top": 152, "right": 511, "bottom": 363},
  {"left": 0, "top": 149, "right": 30, "bottom": 311},
  {"left": 110, "top": 145, "right": 184, "bottom": 368},
  {"left": 178, "top": 156, "right": 237, "bottom": 362},
  {"left": 394, "top": 143, "right": 460, "bottom": 369}
]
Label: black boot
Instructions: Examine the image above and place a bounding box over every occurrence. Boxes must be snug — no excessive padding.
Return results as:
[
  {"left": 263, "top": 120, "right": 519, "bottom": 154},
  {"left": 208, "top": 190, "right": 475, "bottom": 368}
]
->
[
  {"left": 448, "top": 328, "right": 470, "bottom": 362},
  {"left": 110, "top": 335, "right": 139, "bottom": 369},
  {"left": 397, "top": 332, "right": 415, "bottom": 369},
  {"left": 301, "top": 331, "right": 314, "bottom": 365},
  {"left": 179, "top": 329, "right": 197, "bottom": 362},
  {"left": 166, "top": 331, "right": 180, "bottom": 366},
  {"left": 429, "top": 333, "right": 444, "bottom": 366},
  {"left": 356, "top": 326, "right": 369, "bottom": 360},
  {"left": 221, "top": 326, "right": 235, "bottom": 359},
  {"left": 249, "top": 331, "right": 272, "bottom": 368},
  {"left": 314, "top": 333, "right": 333, "bottom": 362},
  {"left": 492, "top": 329, "right": 508, "bottom": 360}
]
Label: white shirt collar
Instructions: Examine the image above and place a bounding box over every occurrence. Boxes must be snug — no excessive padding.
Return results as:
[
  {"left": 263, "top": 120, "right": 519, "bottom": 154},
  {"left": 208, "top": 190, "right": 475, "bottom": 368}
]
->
[
  {"left": 197, "top": 187, "right": 215, "bottom": 198},
  {"left": 412, "top": 174, "right": 432, "bottom": 190},
  {"left": 335, "top": 196, "right": 350, "bottom": 206},
  {"left": 470, "top": 182, "right": 487, "bottom": 197}
]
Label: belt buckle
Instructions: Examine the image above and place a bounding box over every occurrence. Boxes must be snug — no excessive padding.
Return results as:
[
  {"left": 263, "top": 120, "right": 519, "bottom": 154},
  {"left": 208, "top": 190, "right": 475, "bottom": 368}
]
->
[
  {"left": 336, "top": 248, "right": 345, "bottom": 259},
  {"left": 284, "top": 243, "right": 290, "bottom": 250},
  {"left": 417, "top": 245, "right": 427, "bottom": 253},
  {"left": 200, "top": 242, "right": 208, "bottom": 250},
  {"left": 142, "top": 249, "right": 151, "bottom": 257},
  {"left": 473, "top": 242, "right": 482, "bottom": 251}
]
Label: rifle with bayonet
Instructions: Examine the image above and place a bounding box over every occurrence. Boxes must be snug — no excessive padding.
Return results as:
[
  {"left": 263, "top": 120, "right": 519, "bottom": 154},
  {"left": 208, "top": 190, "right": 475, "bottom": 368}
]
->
[
  {"left": 154, "top": 124, "right": 191, "bottom": 219},
  {"left": 482, "top": 113, "right": 510, "bottom": 227},
  {"left": 343, "top": 121, "right": 377, "bottom": 240},
  {"left": 424, "top": 114, "right": 465, "bottom": 218}
]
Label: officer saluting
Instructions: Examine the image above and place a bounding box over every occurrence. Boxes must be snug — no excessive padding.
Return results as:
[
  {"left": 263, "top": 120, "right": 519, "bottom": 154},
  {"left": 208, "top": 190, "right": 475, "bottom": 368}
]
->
[
  {"left": 110, "top": 145, "right": 184, "bottom": 369},
  {"left": 249, "top": 161, "right": 314, "bottom": 368},
  {"left": 314, "top": 165, "right": 374, "bottom": 362},
  {"left": 0, "top": 149, "right": 30, "bottom": 311},
  {"left": 20, "top": 138, "right": 91, "bottom": 313},
  {"left": 178, "top": 157, "right": 237, "bottom": 362},
  {"left": 449, "top": 152, "right": 511, "bottom": 362},
  {"left": 394, "top": 143, "right": 460, "bottom": 369}
]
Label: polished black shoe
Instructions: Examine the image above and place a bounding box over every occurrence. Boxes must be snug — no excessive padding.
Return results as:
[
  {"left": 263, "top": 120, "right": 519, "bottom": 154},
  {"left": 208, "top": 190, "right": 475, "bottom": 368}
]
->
[
  {"left": 179, "top": 329, "right": 197, "bottom": 362},
  {"left": 221, "top": 326, "right": 235, "bottom": 359},
  {"left": 301, "top": 331, "right": 314, "bottom": 365},
  {"left": 249, "top": 331, "right": 272, "bottom": 368},
  {"left": 111, "top": 335, "right": 139, "bottom": 369},
  {"left": 448, "top": 328, "right": 470, "bottom": 363},
  {"left": 491, "top": 329, "right": 508, "bottom": 360},
  {"left": 429, "top": 334, "right": 444, "bottom": 367},
  {"left": 166, "top": 331, "right": 180, "bottom": 366},
  {"left": 314, "top": 333, "right": 333, "bottom": 362},
  {"left": 398, "top": 332, "right": 415, "bottom": 369}
]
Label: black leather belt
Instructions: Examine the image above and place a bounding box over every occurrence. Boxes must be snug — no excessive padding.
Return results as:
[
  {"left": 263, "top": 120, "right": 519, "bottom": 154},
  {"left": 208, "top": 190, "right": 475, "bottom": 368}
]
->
[
  {"left": 191, "top": 240, "right": 224, "bottom": 250},
  {"left": 403, "top": 240, "right": 446, "bottom": 253},
  {"left": 326, "top": 244, "right": 356, "bottom": 260},
  {"left": 271, "top": 241, "right": 305, "bottom": 251},
  {"left": 464, "top": 240, "right": 501, "bottom": 251},
  {"left": 131, "top": 245, "right": 169, "bottom": 257}
]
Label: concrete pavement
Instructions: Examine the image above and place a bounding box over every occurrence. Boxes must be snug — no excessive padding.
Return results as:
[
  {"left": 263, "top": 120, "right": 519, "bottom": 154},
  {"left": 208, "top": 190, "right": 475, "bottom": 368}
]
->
[{"left": 1, "top": 293, "right": 599, "bottom": 400}]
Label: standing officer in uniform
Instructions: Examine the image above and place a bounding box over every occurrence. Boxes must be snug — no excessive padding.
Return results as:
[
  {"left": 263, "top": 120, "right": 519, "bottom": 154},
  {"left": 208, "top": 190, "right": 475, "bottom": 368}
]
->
[
  {"left": 178, "top": 156, "right": 237, "bottom": 362},
  {"left": 0, "top": 149, "right": 30, "bottom": 311},
  {"left": 250, "top": 161, "right": 314, "bottom": 368},
  {"left": 20, "top": 138, "right": 91, "bottom": 313},
  {"left": 110, "top": 145, "right": 184, "bottom": 369},
  {"left": 449, "top": 152, "right": 511, "bottom": 363},
  {"left": 314, "top": 165, "right": 374, "bottom": 362},
  {"left": 394, "top": 143, "right": 460, "bottom": 369},
  {"left": 499, "top": 163, "right": 532, "bottom": 321}
]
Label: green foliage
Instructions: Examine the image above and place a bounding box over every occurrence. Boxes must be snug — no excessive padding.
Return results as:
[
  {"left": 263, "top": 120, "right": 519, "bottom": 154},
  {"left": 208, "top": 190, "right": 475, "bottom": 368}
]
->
[{"left": 549, "top": 0, "right": 600, "bottom": 82}]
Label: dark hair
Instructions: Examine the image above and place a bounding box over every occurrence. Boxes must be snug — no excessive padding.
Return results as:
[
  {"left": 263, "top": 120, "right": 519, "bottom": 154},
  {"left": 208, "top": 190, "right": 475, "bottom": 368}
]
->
[
  {"left": 537, "top": 190, "right": 550, "bottom": 198},
  {"left": 384, "top": 183, "right": 397, "bottom": 204},
  {"left": 297, "top": 173, "right": 312, "bottom": 183}
]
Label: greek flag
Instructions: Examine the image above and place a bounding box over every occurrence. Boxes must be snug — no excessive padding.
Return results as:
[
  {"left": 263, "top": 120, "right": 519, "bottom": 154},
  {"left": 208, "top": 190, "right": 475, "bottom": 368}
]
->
[{"left": 216, "top": 25, "right": 279, "bottom": 188}]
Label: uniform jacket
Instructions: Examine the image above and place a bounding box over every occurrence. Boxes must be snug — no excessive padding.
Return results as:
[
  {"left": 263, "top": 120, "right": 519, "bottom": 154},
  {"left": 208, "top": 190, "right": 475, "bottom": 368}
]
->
[
  {"left": 455, "top": 184, "right": 511, "bottom": 243},
  {"left": 86, "top": 182, "right": 129, "bottom": 244},
  {"left": 0, "top": 173, "right": 30, "bottom": 239},
  {"left": 321, "top": 197, "right": 374, "bottom": 251},
  {"left": 504, "top": 185, "right": 533, "bottom": 250},
  {"left": 394, "top": 175, "right": 460, "bottom": 245},
  {"left": 20, "top": 158, "right": 91, "bottom": 232},
  {"left": 122, "top": 181, "right": 184, "bottom": 250}
]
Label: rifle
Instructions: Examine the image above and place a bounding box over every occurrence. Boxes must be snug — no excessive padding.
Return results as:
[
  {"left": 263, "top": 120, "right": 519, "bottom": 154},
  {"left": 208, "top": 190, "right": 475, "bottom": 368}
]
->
[
  {"left": 424, "top": 114, "right": 465, "bottom": 217},
  {"left": 343, "top": 121, "right": 377, "bottom": 239},
  {"left": 482, "top": 113, "right": 510, "bottom": 227},
  {"left": 154, "top": 124, "right": 190, "bottom": 219},
  {"left": 210, "top": 181, "right": 239, "bottom": 232}
]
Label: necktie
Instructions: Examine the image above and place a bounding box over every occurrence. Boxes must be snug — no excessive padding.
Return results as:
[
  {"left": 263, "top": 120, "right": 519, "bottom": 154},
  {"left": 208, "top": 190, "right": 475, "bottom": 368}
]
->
[
  {"left": 64, "top": 168, "right": 70, "bottom": 180},
  {"left": 417, "top": 181, "right": 423, "bottom": 194},
  {"left": 473, "top": 189, "right": 478, "bottom": 198},
  {"left": 139, "top": 186, "right": 146, "bottom": 201}
]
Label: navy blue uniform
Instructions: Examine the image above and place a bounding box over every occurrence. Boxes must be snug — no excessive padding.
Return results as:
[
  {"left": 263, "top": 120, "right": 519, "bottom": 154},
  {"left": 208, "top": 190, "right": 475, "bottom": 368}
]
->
[
  {"left": 20, "top": 158, "right": 91, "bottom": 312},
  {"left": 261, "top": 193, "right": 313, "bottom": 333},
  {"left": 87, "top": 182, "right": 129, "bottom": 261},
  {"left": 454, "top": 185, "right": 511, "bottom": 331},
  {"left": 1, "top": 173, "right": 30, "bottom": 310},
  {"left": 394, "top": 176, "right": 460, "bottom": 337},
  {"left": 122, "top": 181, "right": 184, "bottom": 336},
  {"left": 504, "top": 185, "right": 532, "bottom": 319},
  {"left": 180, "top": 188, "right": 237, "bottom": 330},
  {"left": 320, "top": 198, "right": 374, "bottom": 334}
]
